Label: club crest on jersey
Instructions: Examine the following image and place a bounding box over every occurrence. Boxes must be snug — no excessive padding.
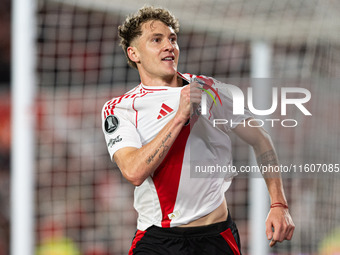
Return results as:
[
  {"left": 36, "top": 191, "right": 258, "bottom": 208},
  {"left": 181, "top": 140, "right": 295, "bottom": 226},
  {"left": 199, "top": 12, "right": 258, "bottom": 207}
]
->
[{"left": 104, "top": 115, "right": 119, "bottom": 134}]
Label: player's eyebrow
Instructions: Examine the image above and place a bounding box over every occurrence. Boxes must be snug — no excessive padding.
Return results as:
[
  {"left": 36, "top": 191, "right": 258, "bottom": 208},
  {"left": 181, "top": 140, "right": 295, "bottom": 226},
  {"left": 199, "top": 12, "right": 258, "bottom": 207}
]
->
[
  {"left": 151, "top": 33, "right": 164, "bottom": 37},
  {"left": 150, "top": 32, "right": 177, "bottom": 37}
]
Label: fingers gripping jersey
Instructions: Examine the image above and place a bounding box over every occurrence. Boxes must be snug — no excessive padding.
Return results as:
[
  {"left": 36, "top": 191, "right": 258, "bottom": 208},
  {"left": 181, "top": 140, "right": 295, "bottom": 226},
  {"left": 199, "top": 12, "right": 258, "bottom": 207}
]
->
[{"left": 101, "top": 73, "right": 252, "bottom": 231}]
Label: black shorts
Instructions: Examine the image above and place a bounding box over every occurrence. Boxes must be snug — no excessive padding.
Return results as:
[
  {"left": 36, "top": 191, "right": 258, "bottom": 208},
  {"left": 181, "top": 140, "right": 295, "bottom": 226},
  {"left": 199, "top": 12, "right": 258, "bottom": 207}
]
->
[{"left": 129, "top": 212, "right": 242, "bottom": 255}]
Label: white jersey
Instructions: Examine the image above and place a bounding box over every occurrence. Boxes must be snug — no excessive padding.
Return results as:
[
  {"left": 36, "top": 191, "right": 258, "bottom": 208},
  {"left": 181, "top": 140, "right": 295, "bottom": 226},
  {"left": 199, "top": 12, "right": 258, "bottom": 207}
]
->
[{"left": 101, "top": 73, "right": 252, "bottom": 231}]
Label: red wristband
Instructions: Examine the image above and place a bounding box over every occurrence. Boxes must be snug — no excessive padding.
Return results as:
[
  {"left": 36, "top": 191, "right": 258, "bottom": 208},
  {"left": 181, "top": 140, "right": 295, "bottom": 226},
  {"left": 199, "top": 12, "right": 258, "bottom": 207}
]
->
[{"left": 270, "top": 202, "right": 288, "bottom": 209}]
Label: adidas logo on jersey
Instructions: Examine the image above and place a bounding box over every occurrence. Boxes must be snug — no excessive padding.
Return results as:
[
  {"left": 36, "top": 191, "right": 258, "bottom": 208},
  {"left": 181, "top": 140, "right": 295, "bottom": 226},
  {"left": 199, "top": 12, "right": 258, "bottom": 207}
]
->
[{"left": 157, "top": 103, "right": 173, "bottom": 120}]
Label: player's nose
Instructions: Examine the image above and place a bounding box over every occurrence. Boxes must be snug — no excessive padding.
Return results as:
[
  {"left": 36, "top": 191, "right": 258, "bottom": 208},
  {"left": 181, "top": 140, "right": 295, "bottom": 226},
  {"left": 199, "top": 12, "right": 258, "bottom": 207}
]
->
[{"left": 163, "top": 39, "right": 174, "bottom": 52}]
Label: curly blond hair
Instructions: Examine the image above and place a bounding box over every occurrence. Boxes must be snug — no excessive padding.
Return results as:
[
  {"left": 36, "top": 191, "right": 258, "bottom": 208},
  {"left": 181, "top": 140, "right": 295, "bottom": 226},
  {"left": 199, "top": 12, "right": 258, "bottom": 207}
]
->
[{"left": 118, "top": 6, "right": 180, "bottom": 69}]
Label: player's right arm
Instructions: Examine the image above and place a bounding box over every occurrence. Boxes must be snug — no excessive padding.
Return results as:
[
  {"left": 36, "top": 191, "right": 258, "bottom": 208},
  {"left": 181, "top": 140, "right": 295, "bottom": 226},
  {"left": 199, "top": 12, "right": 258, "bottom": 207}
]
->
[{"left": 113, "top": 82, "right": 201, "bottom": 186}]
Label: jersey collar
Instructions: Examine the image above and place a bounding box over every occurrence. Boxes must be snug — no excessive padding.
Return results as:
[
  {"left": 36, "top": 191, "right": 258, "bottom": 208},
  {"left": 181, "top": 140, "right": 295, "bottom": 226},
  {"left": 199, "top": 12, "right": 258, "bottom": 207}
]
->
[{"left": 140, "top": 72, "right": 190, "bottom": 91}]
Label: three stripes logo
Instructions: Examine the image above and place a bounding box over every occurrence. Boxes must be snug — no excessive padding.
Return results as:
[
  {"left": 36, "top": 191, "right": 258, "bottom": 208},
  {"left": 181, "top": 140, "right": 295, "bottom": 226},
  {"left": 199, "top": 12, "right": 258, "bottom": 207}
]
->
[{"left": 157, "top": 103, "right": 174, "bottom": 120}]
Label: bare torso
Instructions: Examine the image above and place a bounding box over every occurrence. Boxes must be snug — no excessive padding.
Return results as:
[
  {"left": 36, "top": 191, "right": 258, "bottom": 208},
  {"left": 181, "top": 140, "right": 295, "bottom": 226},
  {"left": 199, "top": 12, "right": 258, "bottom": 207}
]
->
[{"left": 179, "top": 200, "right": 228, "bottom": 227}]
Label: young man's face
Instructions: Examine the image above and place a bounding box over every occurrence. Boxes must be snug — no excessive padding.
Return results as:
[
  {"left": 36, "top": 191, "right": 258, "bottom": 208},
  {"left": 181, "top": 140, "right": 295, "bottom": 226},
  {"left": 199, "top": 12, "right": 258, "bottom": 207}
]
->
[{"left": 130, "top": 20, "right": 180, "bottom": 82}]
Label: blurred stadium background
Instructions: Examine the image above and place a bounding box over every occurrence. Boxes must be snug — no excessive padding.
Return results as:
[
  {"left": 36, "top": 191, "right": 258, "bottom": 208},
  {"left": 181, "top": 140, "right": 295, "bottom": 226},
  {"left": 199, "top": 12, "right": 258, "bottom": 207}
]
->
[{"left": 1, "top": 0, "right": 340, "bottom": 254}]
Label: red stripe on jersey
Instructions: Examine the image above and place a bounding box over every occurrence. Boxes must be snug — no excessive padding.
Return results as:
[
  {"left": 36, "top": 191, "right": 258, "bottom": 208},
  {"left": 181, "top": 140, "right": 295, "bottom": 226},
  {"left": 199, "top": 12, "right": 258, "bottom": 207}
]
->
[
  {"left": 104, "top": 88, "right": 139, "bottom": 117},
  {"left": 132, "top": 92, "right": 151, "bottom": 128},
  {"left": 161, "top": 103, "right": 173, "bottom": 113},
  {"left": 220, "top": 228, "right": 241, "bottom": 255},
  {"left": 159, "top": 109, "right": 167, "bottom": 117},
  {"left": 132, "top": 97, "right": 138, "bottom": 128},
  {"left": 128, "top": 230, "right": 146, "bottom": 255},
  {"left": 152, "top": 125, "right": 191, "bottom": 228}
]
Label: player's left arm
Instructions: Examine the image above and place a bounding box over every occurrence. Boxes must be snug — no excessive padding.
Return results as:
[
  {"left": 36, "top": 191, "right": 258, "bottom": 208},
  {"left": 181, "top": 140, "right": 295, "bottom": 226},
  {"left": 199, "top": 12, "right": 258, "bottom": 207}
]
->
[{"left": 232, "top": 117, "right": 295, "bottom": 247}]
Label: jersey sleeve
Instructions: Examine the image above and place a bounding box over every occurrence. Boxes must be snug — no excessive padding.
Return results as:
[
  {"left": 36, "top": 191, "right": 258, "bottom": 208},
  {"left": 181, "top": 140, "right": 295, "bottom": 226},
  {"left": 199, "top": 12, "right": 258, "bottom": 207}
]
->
[{"left": 101, "top": 103, "right": 142, "bottom": 161}]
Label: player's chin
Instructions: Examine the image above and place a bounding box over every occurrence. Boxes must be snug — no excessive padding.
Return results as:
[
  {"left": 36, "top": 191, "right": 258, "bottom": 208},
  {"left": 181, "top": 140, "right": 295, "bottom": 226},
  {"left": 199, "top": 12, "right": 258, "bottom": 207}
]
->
[
  {"left": 161, "top": 60, "right": 177, "bottom": 70},
  {"left": 162, "top": 67, "right": 177, "bottom": 77}
]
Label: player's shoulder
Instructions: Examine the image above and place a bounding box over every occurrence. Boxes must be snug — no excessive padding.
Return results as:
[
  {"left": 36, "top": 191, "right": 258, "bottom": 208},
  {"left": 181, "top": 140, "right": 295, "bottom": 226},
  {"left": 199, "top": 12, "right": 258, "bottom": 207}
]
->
[
  {"left": 101, "top": 84, "right": 144, "bottom": 119},
  {"left": 102, "top": 84, "right": 142, "bottom": 109}
]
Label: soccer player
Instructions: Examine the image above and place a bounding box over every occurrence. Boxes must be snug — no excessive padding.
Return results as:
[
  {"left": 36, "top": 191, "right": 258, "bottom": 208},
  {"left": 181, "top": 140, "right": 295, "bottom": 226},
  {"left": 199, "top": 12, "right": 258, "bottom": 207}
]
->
[{"left": 102, "top": 6, "right": 295, "bottom": 255}]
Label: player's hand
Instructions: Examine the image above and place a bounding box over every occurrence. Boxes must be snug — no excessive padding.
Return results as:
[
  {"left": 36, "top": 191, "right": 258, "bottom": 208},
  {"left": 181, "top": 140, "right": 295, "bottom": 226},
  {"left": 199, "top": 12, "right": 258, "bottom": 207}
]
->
[
  {"left": 265, "top": 207, "right": 295, "bottom": 247},
  {"left": 176, "top": 82, "right": 202, "bottom": 123}
]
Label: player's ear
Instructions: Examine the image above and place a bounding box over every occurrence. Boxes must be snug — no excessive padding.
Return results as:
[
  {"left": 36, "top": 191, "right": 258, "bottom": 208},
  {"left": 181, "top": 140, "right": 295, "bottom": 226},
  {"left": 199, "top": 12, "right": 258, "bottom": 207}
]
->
[{"left": 127, "top": 46, "right": 140, "bottom": 64}]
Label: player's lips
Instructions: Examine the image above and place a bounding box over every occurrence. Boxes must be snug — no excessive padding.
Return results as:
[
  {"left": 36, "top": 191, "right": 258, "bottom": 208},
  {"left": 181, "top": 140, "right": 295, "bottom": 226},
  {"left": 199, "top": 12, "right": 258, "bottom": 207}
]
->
[{"left": 161, "top": 56, "right": 175, "bottom": 61}]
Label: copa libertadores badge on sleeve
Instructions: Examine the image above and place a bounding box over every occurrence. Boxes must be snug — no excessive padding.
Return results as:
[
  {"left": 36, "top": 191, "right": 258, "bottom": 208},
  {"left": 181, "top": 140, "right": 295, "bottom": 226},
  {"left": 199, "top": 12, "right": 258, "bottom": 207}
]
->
[{"left": 104, "top": 115, "right": 119, "bottom": 134}]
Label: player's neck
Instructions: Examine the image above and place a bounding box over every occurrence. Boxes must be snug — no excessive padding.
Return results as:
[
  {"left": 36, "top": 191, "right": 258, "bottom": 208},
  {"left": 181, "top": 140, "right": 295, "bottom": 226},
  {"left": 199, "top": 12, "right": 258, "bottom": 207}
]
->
[{"left": 139, "top": 73, "right": 182, "bottom": 87}]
